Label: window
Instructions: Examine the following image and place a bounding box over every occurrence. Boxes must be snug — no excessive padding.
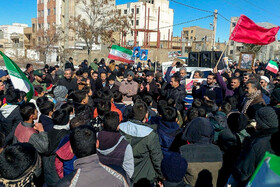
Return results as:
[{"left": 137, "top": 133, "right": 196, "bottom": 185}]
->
[
  {"left": 131, "top": 20, "right": 133, "bottom": 26},
  {"left": 136, "top": 20, "right": 139, "bottom": 26},
  {"left": 42, "top": 10, "right": 44, "bottom": 16},
  {"left": 32, "top": 24, "right": 35, "bottom": 32},
  {"left": 136, "top": 8, "right": 139, "bottom": 14},
  {"left": 38, "top": 37, "right": 41, "bottom": 42},
  {"left": 231, "top": 41, "right": 234, "bottom": 46},
  {"left": 124, "top": 9, "right": 127, "bottom": 14},
  {"left": 38, "top": 24, "right": 41, "bottom": 29},
  {"left": 131, "top": 31, "right": 133, "bottom": 36},
  {"left": 131, "top": 8, "right": 134, "bottom": 13},
  {"left": 232, "top": 22, "right": 236, "bottom": 27},
  {"left": 230, "top": 50, "right": 233, "bottom": 55},
  {"left": 191, "top": 30, "right": 193, "bottom": 33},
  {"left": 48, "top": 9, "right": 50, "bottom": 16},
  {"left": 54, "top": 8, "right": 56, "bottom": 15},
  {"left": 190, "top": 36, "right": 193, "bottom": 40}
]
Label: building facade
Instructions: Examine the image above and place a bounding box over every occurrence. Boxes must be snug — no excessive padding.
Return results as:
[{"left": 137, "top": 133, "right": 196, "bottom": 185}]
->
[
  {"left": 182, "top": 26, "right": 213, "bottom": 52},
  {"left": 117, "top": 0, "right": 174, "bottom": 47},
  {"left": 0, "top": 23, "right": 28, "bottom": 48}
]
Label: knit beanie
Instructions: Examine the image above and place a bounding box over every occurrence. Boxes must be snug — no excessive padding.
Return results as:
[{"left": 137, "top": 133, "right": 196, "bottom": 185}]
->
[
  {"left": 255, "top": 107, "right": 278, "bottom": 130},
  {"left": 161, "top": 152, "right": 188, "bottom": 183},
  {"left": 127, "top": 71, "right": 135, "bottom": 78},
  {"left": 53, "top": 86, "right": 68, "bottom": 99},
  {"left": 183, "top": 95, "right": 193, "bottom": 109}
]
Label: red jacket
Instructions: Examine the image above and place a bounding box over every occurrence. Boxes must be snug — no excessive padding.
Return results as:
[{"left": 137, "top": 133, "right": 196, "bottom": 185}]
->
[{"left": 93, "top": 103, "right": 123, "bottom": 122}]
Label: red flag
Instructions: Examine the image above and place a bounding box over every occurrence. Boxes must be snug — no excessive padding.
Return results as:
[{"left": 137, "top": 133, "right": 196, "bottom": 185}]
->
[{"left": 229, "top": 15, "right": 279, "bottom": 45}]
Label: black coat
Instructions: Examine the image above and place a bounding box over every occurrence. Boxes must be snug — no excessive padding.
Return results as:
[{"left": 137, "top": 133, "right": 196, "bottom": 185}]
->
[
  {"left": 232, "top": 128, "right": 279, "bottom": 185},
  {"left": 161, "top": 84, "right": 187, "bottom": 111},
  {"left": 57, "top": 77, "right": 78, "bottom": 92}
]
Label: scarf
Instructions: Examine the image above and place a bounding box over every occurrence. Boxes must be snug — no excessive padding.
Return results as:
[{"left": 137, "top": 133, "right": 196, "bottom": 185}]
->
[{"left": 241, "top": 90, "right": 261, "bottom": 114}]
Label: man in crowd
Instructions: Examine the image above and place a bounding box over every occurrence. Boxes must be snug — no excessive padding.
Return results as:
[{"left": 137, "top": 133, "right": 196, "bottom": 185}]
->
[
  {"left": 24, "top": 64, "right": 34, "bottom": 83},
  {"left": 119, "top": 71, "right": 138, "bottom": 103},
  {"left": 57, "top": 69, "right": 78, "bottom": 92},
  {"left": 192, "top": 73, "right": 223, "bottom": 106}
]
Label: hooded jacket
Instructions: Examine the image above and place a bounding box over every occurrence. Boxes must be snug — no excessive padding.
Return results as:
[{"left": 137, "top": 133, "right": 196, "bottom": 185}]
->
[
  {"left": 13, "top": 122, "right": 49, "bottom": 154},
  {"left": 232, "top": 126, "right": 278, "bottom": 185},
  {"left": 0, "top": 104, "right": 22, "bottom": 137},
  {"left": 150, "top": 116, "right": 181, "bottom": 152},
  {"left": 97, "top": 131, "right": 134, "bottom": 178},
  {"left": 180, "top": 117, "right": 223, "bottom": 187},
  {"left": 56, "top": 154, "right": 130, "bottom": 187},
  {"left": 119, "top": 120, "right": 163, "bottom": 183}
]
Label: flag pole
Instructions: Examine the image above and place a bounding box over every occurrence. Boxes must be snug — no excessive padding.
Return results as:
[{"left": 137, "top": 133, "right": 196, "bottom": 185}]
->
[{"left": 215, "top": 40, "right": 230, "bottom": 69}]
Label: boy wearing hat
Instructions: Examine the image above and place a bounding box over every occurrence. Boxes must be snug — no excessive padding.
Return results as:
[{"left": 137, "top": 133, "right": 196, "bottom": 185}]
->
[{"left": 104, "top": 74, "right": 119, "bottom": 93}]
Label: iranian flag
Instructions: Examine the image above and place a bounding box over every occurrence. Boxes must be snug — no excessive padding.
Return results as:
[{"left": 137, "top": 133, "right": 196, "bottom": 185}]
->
[
  {"left": 0, "top": 51, "right": 34, "bottom": 101},
  {"left": 108, "top": 45, "right": 134, "bottom": 63},
  {"left": 266, "top": 60, "right": 279, "bottom": 74}
]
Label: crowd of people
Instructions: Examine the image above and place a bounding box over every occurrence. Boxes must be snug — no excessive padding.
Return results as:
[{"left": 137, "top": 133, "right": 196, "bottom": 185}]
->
[{"left": 0, "top": 56, "right": 279, "bottom": 187}]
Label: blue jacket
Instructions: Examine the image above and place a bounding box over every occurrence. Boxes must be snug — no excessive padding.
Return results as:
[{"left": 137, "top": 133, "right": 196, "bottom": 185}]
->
[{"left": 151, "top": 117, "right": 181, "bottom": 152}]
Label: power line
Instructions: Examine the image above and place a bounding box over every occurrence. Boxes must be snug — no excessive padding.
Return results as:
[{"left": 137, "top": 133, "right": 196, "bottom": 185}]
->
[
  {"left": 155, "top": 15, "right": 213, "bottom": 30},
  {"left": 170, "top": 0, "right": 231, "bottom": 24},
  {"left": 170, "top": 0, "right": 212, "bottom": 13},
  {"left": 242, "top": 0, "right": 280, "bottom": 19},
  {"left": 218, "top": 13, "right": 231, "bottom": 23}
]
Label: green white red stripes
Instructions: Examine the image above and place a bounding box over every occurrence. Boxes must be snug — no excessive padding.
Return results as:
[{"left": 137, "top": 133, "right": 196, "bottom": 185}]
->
[
  {"left": 108, "top": 45, "right": 134, "bottom": 63},
  {"left": 266, "top": 60, "right": 279, "bottom": 74},
  {"left": 0, "top": 51, "right": 34, "bottom": 101}
]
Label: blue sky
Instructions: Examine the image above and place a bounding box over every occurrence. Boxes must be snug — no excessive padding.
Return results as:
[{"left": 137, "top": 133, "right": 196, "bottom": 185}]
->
[{"left": 0, "top": 0, "right": 279, "bottom": 42}]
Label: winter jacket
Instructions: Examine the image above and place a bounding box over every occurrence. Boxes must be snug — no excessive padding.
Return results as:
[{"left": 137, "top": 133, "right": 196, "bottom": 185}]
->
[
  {"left": 232, "top": 128, "right": 279, "bottom": 185},
  {"left": 97, "top": 131, "right": 134, "bottom": 178},
  {"left": 55, "top": 135, "right": 76, "bottom": 179},
  {"left": 119, "top": 80, "right": 138, "bottom": 102},
  {"left": 192, "top": 84, "right": 223, "bottom": 106},
  {"left": 216, "top": 73, "right": 246, "bottom": 102},
  {"left": 207, "top": 111, "right": 228, "bottom": 142},
  {"left": 0, "top": 104, "right": 22, "bottom": 137},
  {"left": 39, "top": 114, "right": 54, "bottom": 132},
  {"left": 13, "top": 122, "right": 49, "bottom": 154},
  {"left": 93, "top": 103, "right": 123, "bottom": 122},
  {"left": 139, "top": 80, "right": 159, "bottom": 106},
  {"left": 114, "top": 102, "right": 127, "bottom": 115},
  {"left": 56, "top": 154, "right": 130, "bottom": 187},
  {"left": 161, "top": 85, "right": 187, "bottom": 111},
  {"left": 46, "top": 126, "right": 70, "bottom": 155},
  {"left": 119, "top": 120, "right": 163, "bottom": 183},
  {"left": 180, "top": 117, "right": 223, "bottom": 187},
  {"left": 104, "top": 84, "right": 119, "bottom": 93},
  {"left": 150, "top": 116, "right": 181, "bottom": 153},
  {"left": 57, "top": 77, "right": 78, "bottom": 92}
]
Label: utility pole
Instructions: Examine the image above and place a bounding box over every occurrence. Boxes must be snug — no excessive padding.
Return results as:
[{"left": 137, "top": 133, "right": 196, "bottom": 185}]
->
[{"left": 212, "top": 9, "right": 218, "bottom": 51}]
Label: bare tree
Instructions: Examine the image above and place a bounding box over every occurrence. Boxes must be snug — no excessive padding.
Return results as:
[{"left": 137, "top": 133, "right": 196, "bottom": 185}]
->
[
  {"left": 36, "top": 25, "right": 62, "bottom": 64},
  {"left": 70, "top": 0, "right": 132, "bottom": 62}
]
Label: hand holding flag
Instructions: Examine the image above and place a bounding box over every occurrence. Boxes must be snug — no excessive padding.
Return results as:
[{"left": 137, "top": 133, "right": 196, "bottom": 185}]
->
[{"left": 0, "top": 51, "right": 34, "bottom": 101}]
